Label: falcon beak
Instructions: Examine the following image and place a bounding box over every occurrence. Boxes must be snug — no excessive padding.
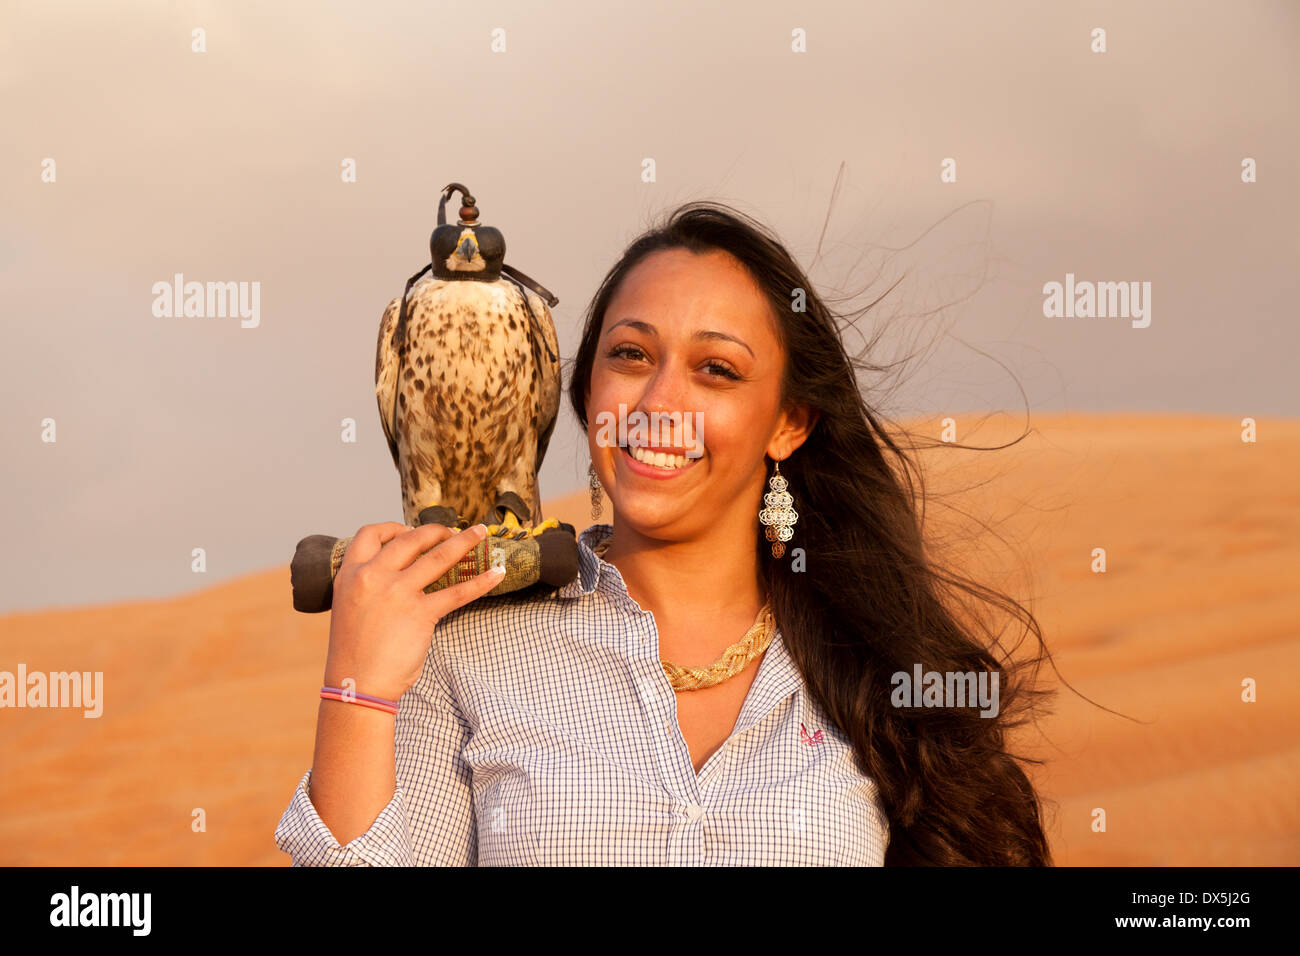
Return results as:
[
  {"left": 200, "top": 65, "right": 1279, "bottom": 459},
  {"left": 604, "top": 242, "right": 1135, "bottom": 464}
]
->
[{"left": 457, "top": 236, "right": 477, "bottom": 261}]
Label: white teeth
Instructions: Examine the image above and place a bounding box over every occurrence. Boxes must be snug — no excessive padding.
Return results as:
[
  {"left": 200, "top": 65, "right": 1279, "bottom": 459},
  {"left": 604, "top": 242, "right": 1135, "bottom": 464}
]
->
[{"left": 628, "top": 445, "right": 694, "bottom": 469}]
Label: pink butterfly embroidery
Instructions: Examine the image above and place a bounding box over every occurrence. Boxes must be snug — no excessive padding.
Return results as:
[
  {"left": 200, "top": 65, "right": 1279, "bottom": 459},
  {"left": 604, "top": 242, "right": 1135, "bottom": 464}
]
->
[{"left": 799, "top": 722, "right": 824, "bottom": 746}]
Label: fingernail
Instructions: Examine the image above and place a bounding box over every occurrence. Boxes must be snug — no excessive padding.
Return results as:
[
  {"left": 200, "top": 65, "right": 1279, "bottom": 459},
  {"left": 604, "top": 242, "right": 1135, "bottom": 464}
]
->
[{"left": 471, "top": 523, "right": 487, "bottom": 536}]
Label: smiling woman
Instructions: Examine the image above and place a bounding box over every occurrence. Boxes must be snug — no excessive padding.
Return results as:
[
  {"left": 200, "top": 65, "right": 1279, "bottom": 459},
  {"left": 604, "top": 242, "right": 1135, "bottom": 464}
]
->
[{"left": 566, "top": 202, "right": 1056, "bottom": 865}]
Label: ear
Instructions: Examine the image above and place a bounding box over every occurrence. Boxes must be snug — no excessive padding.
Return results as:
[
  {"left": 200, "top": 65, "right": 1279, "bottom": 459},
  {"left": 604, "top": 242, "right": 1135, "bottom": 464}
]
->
[{"left": 766, "top": 403, "right": 819, "bottom": 461}]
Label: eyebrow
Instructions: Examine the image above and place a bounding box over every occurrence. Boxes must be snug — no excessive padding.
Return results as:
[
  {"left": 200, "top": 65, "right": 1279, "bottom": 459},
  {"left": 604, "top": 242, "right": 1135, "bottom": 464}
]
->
[{"left": 604, "top": 318, "right": 755, "bottom": 358}]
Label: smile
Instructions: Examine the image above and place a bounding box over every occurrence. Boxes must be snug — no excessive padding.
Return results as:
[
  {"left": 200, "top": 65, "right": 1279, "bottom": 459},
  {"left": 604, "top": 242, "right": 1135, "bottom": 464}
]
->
[{"left": 620, "top": 443, "right": 702, "bottom": 475}]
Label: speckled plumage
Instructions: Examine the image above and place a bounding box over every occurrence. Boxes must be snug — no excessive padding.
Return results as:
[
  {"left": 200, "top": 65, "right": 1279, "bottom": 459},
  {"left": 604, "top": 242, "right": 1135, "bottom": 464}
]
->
[{"left": 375, "top": 275, "right": 561, "bottom": 529}]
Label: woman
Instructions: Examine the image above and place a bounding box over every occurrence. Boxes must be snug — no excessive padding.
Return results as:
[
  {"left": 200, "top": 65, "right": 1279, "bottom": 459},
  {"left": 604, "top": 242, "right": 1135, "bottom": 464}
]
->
[{"left": 275, "top": 201, "right": 1054, "bottom": 866}]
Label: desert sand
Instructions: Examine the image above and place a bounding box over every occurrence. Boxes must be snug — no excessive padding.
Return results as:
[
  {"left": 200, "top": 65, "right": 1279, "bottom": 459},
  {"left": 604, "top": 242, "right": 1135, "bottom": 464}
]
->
[{"left": 1, "top": 413, "right": 1296, "bottom": 865}]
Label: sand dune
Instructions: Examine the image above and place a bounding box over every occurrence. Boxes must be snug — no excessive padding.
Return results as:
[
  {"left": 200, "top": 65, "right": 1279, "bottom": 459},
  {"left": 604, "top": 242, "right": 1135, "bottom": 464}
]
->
[{"left": 1, "top": 414, "right": 1296, "bottom": 865}]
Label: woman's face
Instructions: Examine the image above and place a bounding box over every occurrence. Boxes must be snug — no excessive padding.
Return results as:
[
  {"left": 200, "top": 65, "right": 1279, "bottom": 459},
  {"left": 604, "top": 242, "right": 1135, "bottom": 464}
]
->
[{"left": 586, "top": 247, "right": 810, "bottom": 539}]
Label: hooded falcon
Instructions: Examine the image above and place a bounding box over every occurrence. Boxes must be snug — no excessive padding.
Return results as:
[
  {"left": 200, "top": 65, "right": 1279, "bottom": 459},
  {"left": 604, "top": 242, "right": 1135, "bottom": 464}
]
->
[{"left": 374, "top": 186, "right": 562, "bottom": 533}]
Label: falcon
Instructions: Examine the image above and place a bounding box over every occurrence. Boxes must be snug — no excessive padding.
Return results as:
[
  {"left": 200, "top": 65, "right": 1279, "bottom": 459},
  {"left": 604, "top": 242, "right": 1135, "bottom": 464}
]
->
[{"left": 374, "top": 185, "right": 562, "bottom": 534}]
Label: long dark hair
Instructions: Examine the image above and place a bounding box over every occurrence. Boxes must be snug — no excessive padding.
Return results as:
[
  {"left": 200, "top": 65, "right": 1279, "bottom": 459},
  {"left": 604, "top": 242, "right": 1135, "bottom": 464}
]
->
[{"left": 567, "top": 200, "right": 1056, "bottom": 865}]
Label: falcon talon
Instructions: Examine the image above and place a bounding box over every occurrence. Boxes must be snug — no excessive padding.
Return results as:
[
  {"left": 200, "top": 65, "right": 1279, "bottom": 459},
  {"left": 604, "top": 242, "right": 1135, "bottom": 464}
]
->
[{"left": 528, "top": 518, "right": 561, "bottom": 537}]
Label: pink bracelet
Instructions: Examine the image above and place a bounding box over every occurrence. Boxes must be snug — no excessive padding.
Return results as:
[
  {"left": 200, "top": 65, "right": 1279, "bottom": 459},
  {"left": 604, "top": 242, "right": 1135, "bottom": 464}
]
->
[
  {"left": 320, "top": 691, "right": 397, "bottom": 715},
  {"left": 320, "top": 685, "right": 401, "bottom": 707},
  {"left": 320, "top": 686, "right": 400, "bottom": 714}
]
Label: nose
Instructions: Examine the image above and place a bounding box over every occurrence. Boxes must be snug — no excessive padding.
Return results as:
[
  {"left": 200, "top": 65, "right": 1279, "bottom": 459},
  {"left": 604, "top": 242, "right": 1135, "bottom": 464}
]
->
[
  {"left": 637, "top": 360, "right": 687, "bottom": 415},
  {"left": 634, "top": 362, "right": 693, "bottom": 447}
]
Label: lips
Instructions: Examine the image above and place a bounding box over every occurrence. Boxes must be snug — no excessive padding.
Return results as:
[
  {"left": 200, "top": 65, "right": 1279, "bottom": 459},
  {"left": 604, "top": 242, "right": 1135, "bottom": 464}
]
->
[
  {"left": 631, "top": 444, "right": 690, "bottom": 455},
  {"left": 619, "top": 443, "right": 703, "bottom": 477}
]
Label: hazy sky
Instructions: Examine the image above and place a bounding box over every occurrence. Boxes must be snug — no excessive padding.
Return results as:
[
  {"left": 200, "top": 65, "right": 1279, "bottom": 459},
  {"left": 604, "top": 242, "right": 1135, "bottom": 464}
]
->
[{"left": 2, "top": 0, "right": 1297, "bottom": 613}]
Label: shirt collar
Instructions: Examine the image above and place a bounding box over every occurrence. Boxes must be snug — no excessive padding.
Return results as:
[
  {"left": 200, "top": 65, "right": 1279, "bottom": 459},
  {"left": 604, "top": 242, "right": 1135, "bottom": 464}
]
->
[
  {"left": 554, "top": 522, "right": 614, "bottom": 599},
  {"left": 553, "top": 523, "right": 803, "bottom": 721}
]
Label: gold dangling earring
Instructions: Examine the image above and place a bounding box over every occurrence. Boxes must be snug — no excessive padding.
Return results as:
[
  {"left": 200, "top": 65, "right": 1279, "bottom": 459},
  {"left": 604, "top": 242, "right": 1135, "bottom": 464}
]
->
[
  {"left": 589, "top": 462, "right": 604, "bottom": 520},
  {"left": 759, "top": 458, "right": 797, "bottom": 559}
]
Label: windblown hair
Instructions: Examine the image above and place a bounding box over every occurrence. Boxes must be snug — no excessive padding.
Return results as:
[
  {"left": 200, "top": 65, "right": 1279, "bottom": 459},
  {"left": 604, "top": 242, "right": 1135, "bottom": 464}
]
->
[{"left": 567, "top": 201, "right": 1056, "bottom": 865}]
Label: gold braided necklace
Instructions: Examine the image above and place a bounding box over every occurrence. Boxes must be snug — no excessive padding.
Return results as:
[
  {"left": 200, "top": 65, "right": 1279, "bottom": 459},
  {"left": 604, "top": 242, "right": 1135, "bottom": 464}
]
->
[{"left": 592, "top": 536, "right": 776, "bottom": 691}]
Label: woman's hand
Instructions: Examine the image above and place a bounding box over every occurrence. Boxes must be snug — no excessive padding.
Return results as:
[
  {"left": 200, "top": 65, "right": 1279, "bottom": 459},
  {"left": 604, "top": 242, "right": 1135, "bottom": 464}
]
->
[{"left": 322, "top": 521, "right": 504, "bottom": 703}]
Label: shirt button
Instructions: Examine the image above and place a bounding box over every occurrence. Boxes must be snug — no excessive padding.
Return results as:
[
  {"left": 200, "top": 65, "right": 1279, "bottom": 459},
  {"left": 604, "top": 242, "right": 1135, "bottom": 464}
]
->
[{"left": 684, "top": 803, "right": 704, "bottom": 822}]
